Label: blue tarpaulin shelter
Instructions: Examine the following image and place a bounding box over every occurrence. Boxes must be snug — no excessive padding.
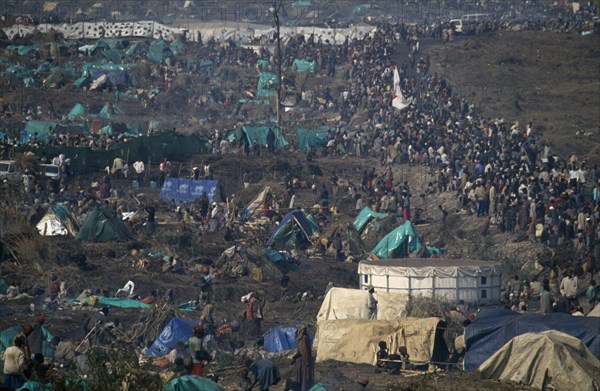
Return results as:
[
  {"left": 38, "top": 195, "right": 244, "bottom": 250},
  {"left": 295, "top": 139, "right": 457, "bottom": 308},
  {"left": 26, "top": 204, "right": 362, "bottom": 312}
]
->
[
  {"left": 267, "top": 210, "right": 318, "bottom": 248},
  {"left": 263, "top": 325, "right": 314, "bottom": 353},
  {"left": 292, "top": 59, "right": 316, "bottom": 73},
  {"left": 147, "top": 318, "right": 198, "bottom": 357},
  {"left": 463, "top": 309, "right": 600, "bottom": 372},
  {"left": 160, "top": 178, "right": 224, "bottom": 204},
  {"left": 371, "top": 220, "right": 422, "bottom": 259},
  {"left": 257, "top": 72, "right": 278, "bottom": 97}
]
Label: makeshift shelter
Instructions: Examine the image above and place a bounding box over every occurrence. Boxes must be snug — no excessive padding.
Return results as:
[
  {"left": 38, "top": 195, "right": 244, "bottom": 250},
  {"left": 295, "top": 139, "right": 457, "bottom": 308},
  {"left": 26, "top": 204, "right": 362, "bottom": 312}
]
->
[
  {"left": 358, "top": 259, "right": 502, "bottom": 304},
  {"left": 478, "top": 331, "right": 600, "bottom": 391},
  {"left": 146, "top": 317, "right": 197, "bottom": 357},
  {"left": 266, "top": 210, "right": 318, "bottom": 249},
  {"left": 0, "top": 326, "right": 54, "bottom": 358},
  {"left": 76, "top": 206, "right": 132, "bottom": 242},
  {"left": 292, "top": 59, "right": 317, "bottom": 73},
  {"left": 214, "top": 245, "right": 286, "bottom": 282},
  {"left": 315, "top": 317, "right": 447, "bottom": 365},
  {"left": 240, "top": 124, "right": 288, "bottom": 149},
  {"left": 317, "top": 287, "right": 409, "bottom": 321},
  {"left": 36, "top": 203, "right": 79, "bottom": 236},
  {"left": 296, "top": 126, "right": 332, "bottom": 152},
  {"left": 22, "top": 121, "right": 58, "bottom": 141},
  {"left": 371, "top": 220, "right": 422, "bottom": 259},
  {"left": 244, "top": 186, "right": 272, "bottom": 218},
  {"left": 67, "top": 103, "right": 87, "bottom": 121},
  {"left": 464, "top": 309, "right": 600, "bottom": 372},
  {"left": 160, "top": 178, "right": 224, "bottom": 204},
  {"left": 316, "top": 220, "right": 366, "bottom": 257},
  {"left": 256, "top": 72, "right": 278, "bottom": 97},
  {"left": 354, "top": 206, "right": 389, "bottom": 233},
  {"left": 165, "top": 375, "right": 224, "bottom": 391},
  {"left": 264, "top": 325, "right": 313, "bottom": 353}
]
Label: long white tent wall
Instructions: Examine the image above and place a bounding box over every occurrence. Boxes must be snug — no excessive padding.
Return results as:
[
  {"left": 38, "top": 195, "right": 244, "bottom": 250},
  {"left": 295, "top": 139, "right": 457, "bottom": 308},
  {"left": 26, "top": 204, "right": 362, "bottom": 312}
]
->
[{"left": 358, "top": 259, "right": 502, "bottom": 304}]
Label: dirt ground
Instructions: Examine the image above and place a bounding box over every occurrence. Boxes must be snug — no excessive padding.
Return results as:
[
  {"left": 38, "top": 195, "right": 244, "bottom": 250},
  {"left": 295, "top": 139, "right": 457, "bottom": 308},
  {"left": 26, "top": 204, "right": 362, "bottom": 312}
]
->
[
  {"left": 1, "top": 25, "right": 598, "bottom": 391},
  {"left": 426, "top": 30, "right": 600, "bottom": 163}
]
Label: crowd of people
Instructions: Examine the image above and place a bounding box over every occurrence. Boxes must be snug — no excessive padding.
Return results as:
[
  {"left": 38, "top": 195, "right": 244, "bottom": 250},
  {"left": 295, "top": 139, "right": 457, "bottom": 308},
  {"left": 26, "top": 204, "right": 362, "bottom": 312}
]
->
[{"left": 1, "top": 2, "right": 599, "bottom": 391}]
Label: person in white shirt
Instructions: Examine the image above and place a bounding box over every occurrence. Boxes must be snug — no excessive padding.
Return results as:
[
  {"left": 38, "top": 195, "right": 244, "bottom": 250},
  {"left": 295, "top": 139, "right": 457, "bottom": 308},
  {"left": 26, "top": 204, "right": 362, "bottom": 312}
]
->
[{"left": 133, "top": 160, "right": 145, "bottom": 185}]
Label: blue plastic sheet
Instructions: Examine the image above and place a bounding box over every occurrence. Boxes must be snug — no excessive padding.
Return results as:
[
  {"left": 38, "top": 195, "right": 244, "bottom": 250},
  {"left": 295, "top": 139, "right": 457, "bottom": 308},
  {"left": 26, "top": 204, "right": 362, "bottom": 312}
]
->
[
  {"left": 263, "top": 325, "right": 313, "bottom": 353},
  {"left": 464, "top": 308, "right": 600, "bottom": 371},
  {"left": 146, "top": 318, "right": 197, "bottom": 357},
  {"left": 160, "top": 178, "right": 223, "bottom": 204}
]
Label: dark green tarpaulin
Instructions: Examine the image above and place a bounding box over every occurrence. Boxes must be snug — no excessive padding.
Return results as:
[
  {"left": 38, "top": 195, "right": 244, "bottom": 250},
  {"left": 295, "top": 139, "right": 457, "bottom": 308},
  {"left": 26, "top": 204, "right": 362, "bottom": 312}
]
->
[
  {"left": 296, "top": 126, "right": 332, "bottom": 151},
  {"left": 169, "top": 39, "right": 185, "bottom": 53},
  {"left": 6, "top": 44, "right": 41, "bottom": 55},
  {"left": 0, "top": 326, "right": 54, "bottom": 358},
  {"left": 23, "top": 121, "right": 59, "bottom": 141},
  {"left": 241, "top": 124, "right": 288, "bottom": 149},
  {"left": 354, "top": 206, "right": 389, "bottom": 233},
  {"left": 371, "top": 220, "right": 422, "bottom": 259},
  {"left": 257, "top": 72, "right": 278, "bottom": 97},
  {"left": 76, "top": 206, "right": 132, "bottom": 242}
]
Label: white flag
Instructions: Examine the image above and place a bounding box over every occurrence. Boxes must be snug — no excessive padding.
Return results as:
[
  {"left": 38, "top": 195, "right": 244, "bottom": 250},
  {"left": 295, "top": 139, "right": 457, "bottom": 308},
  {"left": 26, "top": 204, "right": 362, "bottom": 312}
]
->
[{"left": 392, "top": 67, "right": 408, "bottom": 111}]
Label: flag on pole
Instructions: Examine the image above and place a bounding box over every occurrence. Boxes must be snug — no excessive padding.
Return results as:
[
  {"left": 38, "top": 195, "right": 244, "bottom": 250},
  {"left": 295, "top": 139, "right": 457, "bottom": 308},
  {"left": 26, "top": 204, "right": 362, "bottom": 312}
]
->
[{"left": 392, "top": 67, "right": 408, "bottom": 111}]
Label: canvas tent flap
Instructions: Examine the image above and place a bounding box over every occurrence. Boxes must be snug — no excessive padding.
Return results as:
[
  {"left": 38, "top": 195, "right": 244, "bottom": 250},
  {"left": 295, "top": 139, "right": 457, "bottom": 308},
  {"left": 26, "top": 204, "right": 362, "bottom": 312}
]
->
[
  {"left": 478, "top": 331, "right": 600, "bottom": 391},
  {"left": 371, "top": 220, "right": 422, "bottom": 259},
  {"left": 317, "top": 287, "right": 409, "bottom": 321},
  {"left": 588, "top": 303, "right": 600, "bottom": 317},
  {"left": 241, "top": 124, "right": 288, "bottom": 149},
  {"left": 147, "top": 318, "right": 197, "bottom": 357},
  {"left": 354, "top": 207, "right": 389, "bottom": 233},
  {"left": 464, "top": 308, "right": 600, "bottom": 372},
  {"left": 160, "top": 179, "right": 224, "bottom": 204},
  {"left": 245, "top": 186, "right": 271, "bottom": 218},
  {"left": 315, "top": 318, "right": 444, "bottom": 365}
]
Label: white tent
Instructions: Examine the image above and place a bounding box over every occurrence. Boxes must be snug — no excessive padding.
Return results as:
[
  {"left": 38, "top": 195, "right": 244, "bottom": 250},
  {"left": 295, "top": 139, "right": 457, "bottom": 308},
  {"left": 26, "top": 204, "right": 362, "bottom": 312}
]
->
[
  {"left": 245, "top": 186, "right": 272, "bottom": 219},
  {"left": 317, "top": 287, "right": 409, "bottom": 321},
  {"left": 478, "top": 331, "right": 600, "bottom": 391},
  {"left": 36, "top": 205, "right": 78, "bottom": 237},
  {"left": 588, "top": 303, "right": 600, "bottom": 317}
]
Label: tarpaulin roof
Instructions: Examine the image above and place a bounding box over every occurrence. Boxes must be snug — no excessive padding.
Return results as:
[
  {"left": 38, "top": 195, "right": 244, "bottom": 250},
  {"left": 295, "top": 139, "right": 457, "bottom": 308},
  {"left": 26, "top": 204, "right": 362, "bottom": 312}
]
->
[
  {"left": 76, "top": 206, "right": 133, "bottom": 242},
  {"left": 0, "top": 326, "right": 54, "bottom": 358},
  {"left": 147, "top": 317, "right": 197, "bottom": 357},
  {"left": 147, "top": 40, "right": 172, "bottom": 63},
  {"left": 67, "top": 297, "right": 150, "bottom": 309},
  {"left": 371, "top": 220, "right": 422, "bottom": 259},
  {"left": 354, "top": 206, "right": 389, "bottom": 233},
  {"left": 292, "top": 59, "right": 316, "bottom": 73},
  {"left": 478, "top": 331, "right": 600, "bottom": 391},
  {"left": 241, "top": 124, "right": 288, "bottom": 149},
  {"left": 317, "top": 287, "right": 409, "bottom": 321},
  {"left": 296, "top": 126, "right": 332, "bottom": 152},
  {"left": 464, "top": 308, "right": 600, "bottom": 372},
  {"left": 266, "top": 210, "right": 318, "bottom": 248},
  {"left": 263, "top": 325, "right": 313, "bottom": 353},
  {"left": 67, "top": 103, "right": 87, "bottom": 120},
  {"left": 257, "top": 72, "right": 278, "bottom": 97},
  {"left": 23, "top": 121, "right": 59, "bottom": 141},
  {"left": 160, "top": 178, "right": 224, "bottom": 204},
  {"left": 164, "top": 375, "right": 224, "bottom": 391}
]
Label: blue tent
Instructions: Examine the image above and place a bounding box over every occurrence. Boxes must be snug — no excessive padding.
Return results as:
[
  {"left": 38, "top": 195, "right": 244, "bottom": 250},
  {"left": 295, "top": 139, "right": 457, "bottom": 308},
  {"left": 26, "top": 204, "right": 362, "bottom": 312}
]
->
[
  {"left": 463, "top": 309, "right": 600, "bottom": 372},
  {"left": 160, "top": 178, "right": 224, "bottom": 204},
  {"left": 146, "top": 317, "right": 198, "bottom": 357},
  {"left": 266, "top": 210, "right": 318, "bottom": 248},
  {"left": 263, "top": 325, "right": 314, "bottom": 353}
]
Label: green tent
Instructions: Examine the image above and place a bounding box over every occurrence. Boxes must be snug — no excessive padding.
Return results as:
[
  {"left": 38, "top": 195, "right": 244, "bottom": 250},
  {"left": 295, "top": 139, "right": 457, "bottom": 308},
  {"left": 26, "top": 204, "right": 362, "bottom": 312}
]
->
[
  {"left": 164, "top": 375, "right": 224, "bottom": 391},
  {"left": 257, "top": 72, "right": 278, "bottom": 97},
  {"left": 76, "top": 206, "right": 132, "bottom": 242},
  {"left": 147, "top": 40, "right": 172, "bottom": 63},
  {"left": 23, "top": 121, "right": 59, "bottom": 141},
  {"left": 292, "top": 59, "right": 316, "bottom": 73},
  {"left": 241, "top": 124, "right": 288, "bottom": 149},
  {"left": 354, "top": 207, "right": 389, "bottom": 233},
  {"left": 67, "top": 297, "right": 150, "bottom": 309},
  {"left": 296, "top": 126, "right": 332, "bottom": 151},
  {"left": 371, "top": 220, "right": 422, "bottom": 259},
  {"left": 67, "top": 103, "right": 87, "bottom": 120},
  {"left": 1, "top": 326, "right": 54, "bottom": 358}
]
